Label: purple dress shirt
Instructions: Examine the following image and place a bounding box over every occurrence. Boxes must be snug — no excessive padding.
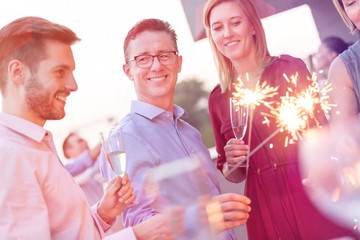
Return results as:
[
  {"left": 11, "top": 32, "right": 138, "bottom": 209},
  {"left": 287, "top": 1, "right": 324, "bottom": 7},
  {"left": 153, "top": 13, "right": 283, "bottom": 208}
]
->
[{"left": 100, "top": 100, "right": 236, "bottom": 240}]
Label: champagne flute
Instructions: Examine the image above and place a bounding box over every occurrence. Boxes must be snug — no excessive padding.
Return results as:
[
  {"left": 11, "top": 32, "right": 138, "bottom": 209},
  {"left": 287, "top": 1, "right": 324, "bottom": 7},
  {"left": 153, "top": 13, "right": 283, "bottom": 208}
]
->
[
  {"left": 230, "top": 97, "right": 249, "bottom": 140},
  {"left": 100, "top": 128, "right": 139, "bottom": 208},
  {"left": 100, "top": 129, "right": 127, "bottom": 177},
  {"left": 229, "top": 97, "right": 249, "bottom": 168}
]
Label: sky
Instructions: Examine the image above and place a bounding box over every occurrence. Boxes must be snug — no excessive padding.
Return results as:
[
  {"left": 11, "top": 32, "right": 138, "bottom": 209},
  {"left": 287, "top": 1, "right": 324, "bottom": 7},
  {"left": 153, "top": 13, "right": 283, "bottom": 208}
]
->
[{"left": 1, "top": 0, "right": 321, "bottom": 160}]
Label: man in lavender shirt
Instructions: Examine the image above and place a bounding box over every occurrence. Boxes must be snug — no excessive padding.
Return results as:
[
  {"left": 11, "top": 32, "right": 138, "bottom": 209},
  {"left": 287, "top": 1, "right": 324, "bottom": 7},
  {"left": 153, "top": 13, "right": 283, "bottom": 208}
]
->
[
  {"left": 100, "top": 18, "right": 252, "bottom": 239},
  {"left": 62, "top": 132, "right": 104, "bottom": 206},
  {"left": 0, "top": 16, "right": 169, "bottom": 240}
]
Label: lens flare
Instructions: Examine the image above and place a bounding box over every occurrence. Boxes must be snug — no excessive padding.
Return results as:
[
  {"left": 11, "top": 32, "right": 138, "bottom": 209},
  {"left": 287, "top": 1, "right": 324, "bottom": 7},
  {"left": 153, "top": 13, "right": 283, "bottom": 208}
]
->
[{"left": 299, "top": 120, "right": 360, "bottom": 230}]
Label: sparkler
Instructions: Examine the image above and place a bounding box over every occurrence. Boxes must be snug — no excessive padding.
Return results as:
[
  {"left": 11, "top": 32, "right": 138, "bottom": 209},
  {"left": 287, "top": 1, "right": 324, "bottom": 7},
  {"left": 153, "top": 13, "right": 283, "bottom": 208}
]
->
[
  {"left": 263, "top": 72, "right": 334, "bottom": 146},
  {"left": 228, "top": 76, "right": 278, "bottom": 178},
  {"left": 232, "top": 76, "right": 278, "bottom": 108},
  {"left": 263, "top": 91, "right": 308, "bottom": 147},
  {"left": 225, "top": 72, "right": 335, "bottom": 178}
]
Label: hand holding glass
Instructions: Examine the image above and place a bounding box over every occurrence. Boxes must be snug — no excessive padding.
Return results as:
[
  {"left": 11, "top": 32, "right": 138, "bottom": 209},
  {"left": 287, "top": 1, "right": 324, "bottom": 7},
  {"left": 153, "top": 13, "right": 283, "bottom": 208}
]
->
[{"left": 101, "top": 129, "right": 139, "bottom": 208}]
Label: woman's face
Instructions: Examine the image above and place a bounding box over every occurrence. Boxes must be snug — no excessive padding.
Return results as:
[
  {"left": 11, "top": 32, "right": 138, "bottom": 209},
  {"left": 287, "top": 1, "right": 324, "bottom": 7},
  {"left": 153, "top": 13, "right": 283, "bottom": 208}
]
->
[
  {"left": 209, "top": 1, "right": 255, "bottom": 62},
  {"left": 343, "top": 0, "right": 360, "bottom": 29}
]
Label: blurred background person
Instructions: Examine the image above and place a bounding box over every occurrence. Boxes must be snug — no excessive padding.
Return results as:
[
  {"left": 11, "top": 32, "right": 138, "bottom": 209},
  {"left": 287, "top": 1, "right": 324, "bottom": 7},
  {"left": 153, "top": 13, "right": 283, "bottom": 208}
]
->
[
  {"left": 313, "top": 36, "right": 349, "bottom": 89},
  {"left": 62, "top": 132, "right": 104, "bottom": 206},
  {"left": 312, "top": 36, "right": 349, "bottom": 120}
]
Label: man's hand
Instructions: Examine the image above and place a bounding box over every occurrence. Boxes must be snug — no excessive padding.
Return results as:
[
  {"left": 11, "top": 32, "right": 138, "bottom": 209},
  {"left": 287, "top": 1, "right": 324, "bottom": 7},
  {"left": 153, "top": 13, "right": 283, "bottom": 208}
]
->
[
  {"left": 97, "top": 173, "right": 135, "bottom": 223},
  {"left": 210, "top": 193, "right": 251, "bottom": 233},
  {"left": 133, "top": 213, "right": 178, "bottom": 240}
]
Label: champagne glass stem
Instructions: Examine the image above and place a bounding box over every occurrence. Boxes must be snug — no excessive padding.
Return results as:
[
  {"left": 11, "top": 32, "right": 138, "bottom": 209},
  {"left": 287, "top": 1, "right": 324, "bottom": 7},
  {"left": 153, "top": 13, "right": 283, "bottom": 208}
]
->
[{"left": 100, "top": 132, "right": 106, "bottom": 151}]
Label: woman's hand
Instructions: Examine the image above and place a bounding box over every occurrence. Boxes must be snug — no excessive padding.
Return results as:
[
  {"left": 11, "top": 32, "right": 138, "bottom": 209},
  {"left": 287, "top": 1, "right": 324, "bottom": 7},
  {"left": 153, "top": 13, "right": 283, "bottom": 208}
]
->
[{"left": 224, "top": 138, "right": 249, "bottom": 167}]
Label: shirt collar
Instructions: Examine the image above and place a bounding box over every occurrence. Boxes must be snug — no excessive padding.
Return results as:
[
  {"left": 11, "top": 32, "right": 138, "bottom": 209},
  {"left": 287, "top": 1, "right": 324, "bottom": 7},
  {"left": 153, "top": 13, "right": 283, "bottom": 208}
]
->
[
  {"left": 0, "top": 112, "right": 47, "bottom": 143},
  {"left": 130, "top": 100, "right": 188, "bottom": 120}
]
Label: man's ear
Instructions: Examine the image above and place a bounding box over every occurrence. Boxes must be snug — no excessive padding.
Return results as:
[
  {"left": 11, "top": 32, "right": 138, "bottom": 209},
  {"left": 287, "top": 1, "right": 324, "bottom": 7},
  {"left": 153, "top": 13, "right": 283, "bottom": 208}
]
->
[
  {"left": 123, "top": 63, "right": 134, "bottom": 81},
  {"left": 8, "top": 59, "right": 25, "bottom": 84},
  {"left": 177, "top": 55, "right": 183, "bottom": 74}
]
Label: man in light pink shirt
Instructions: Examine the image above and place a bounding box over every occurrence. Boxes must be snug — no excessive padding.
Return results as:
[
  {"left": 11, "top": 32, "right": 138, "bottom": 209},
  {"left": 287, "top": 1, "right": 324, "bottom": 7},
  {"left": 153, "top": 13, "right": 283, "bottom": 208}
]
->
[{"left": 0, "top": 16, "right": 172, "bottom": 240}]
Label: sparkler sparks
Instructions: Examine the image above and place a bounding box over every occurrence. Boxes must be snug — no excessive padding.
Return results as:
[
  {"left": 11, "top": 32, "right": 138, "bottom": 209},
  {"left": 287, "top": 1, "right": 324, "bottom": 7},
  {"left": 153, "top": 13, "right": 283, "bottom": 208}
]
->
[
  {"left": 232, "top": 77, "right": 278, "bottom": 108},
  {"left": 231, "top": 72, "right": 328, "bottom": 146},
  {"left": 262, "top": 91, "right": 308, "bottom": 146},
  {"left": 229, "top": 76, "right": 279, "bottom": 177},
  {"left": 262, "top": 72, "right": 334, "bottom": 146},
  {"left": 225, "top": 72, "right": 335, "bottom": 178}
]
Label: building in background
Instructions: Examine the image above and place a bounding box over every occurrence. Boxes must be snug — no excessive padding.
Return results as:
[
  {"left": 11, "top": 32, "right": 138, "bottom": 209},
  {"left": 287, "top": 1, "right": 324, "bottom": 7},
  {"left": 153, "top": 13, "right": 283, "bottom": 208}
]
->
[{"left": 180, "top": 0, "right": 359, "bottom": 43}]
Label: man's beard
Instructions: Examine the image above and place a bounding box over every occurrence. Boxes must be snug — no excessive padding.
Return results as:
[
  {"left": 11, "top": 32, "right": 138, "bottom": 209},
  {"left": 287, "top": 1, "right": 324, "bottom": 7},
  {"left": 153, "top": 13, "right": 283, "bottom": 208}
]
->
[{"left": 25, "top": 76, "right": 66, "bottom": 121}]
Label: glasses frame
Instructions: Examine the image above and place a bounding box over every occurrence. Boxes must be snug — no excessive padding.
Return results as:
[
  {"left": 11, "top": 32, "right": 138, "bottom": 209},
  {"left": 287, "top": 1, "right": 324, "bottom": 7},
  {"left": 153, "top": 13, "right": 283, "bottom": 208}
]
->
[{"left": 127, "top": 51, "right": 178, "bottom": 69}]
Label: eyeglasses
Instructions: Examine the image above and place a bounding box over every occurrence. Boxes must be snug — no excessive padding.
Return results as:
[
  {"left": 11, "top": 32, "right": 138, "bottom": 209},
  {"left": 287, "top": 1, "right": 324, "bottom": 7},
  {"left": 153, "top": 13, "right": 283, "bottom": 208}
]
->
[{"left": 127, "top": 51, "right": 178, "bottom": 69}]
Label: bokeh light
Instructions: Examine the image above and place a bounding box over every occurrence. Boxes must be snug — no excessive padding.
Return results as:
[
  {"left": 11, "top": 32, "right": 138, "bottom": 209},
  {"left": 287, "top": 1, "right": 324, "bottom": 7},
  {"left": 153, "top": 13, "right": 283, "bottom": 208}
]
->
[{"left": 299, "top": 119, "right": 360, "bottom": 232}]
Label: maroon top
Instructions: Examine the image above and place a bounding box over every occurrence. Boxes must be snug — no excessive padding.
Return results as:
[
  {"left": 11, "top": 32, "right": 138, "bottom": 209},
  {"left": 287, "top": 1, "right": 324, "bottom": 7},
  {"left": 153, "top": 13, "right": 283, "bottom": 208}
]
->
[{"left": 209, "top": 55, "right": 356, "bottom": 239}]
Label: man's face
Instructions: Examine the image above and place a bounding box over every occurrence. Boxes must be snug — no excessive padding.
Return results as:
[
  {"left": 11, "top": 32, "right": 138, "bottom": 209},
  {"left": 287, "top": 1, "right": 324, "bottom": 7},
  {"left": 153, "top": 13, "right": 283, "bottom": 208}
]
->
[
  {"left": 24, "top": 39, "right": 77, "bottom": 123},
  {"left": 123, "top": 31, "right": 182, "bottom": 107}
]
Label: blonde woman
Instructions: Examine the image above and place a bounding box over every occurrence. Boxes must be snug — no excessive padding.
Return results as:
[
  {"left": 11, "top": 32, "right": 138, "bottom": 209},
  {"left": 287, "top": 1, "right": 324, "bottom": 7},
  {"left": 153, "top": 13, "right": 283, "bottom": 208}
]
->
[
  {"left": 203, "top": 0, "right": 357, "bottom": 239},
  {"left": 329, "top": 0, "right": 360, "bottom": 124}
]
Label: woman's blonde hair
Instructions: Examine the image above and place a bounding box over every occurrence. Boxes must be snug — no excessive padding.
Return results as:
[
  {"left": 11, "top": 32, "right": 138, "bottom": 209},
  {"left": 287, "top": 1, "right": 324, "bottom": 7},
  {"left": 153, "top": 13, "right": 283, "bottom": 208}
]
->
[
  {"left": 203, "top": 0, "right": 270, "bottom": 93},
  {"left": 333, "top": 0, "right": 357, "bottom": 34}
]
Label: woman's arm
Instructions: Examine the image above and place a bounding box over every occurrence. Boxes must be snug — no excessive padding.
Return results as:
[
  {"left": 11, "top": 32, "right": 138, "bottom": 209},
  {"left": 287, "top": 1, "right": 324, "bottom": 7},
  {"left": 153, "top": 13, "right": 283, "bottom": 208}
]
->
[{"left": 328, "top": 56, "right": 358, "bottom": 124}]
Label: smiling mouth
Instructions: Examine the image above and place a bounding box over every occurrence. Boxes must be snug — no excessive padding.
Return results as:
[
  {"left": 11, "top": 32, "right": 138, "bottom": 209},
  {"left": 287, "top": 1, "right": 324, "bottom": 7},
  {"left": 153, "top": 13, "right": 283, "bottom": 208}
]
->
[
  {"left": 148, "top": 76, "right": 166, "bottom": 81},
  {"left": 225, "top": 41, "right": 240, "bottom": 47},
  {"left": 55, "top": 95, "right": 67, "bottom": 103}
]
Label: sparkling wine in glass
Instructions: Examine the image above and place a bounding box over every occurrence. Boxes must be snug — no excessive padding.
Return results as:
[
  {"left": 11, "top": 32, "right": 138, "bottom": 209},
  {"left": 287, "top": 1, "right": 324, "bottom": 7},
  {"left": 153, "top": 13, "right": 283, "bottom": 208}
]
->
[
  {"left": 101, "top": 130, "right": 126, "bottom": 177},
  {"left": 229, "top": 97, "right": 249, "bottom": 169},
  {"left": 230, "top": 97, "right": 249, "bottom": 140},
  {"left": 100, "top": 128, "right": 139, "bottom": 208}
]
